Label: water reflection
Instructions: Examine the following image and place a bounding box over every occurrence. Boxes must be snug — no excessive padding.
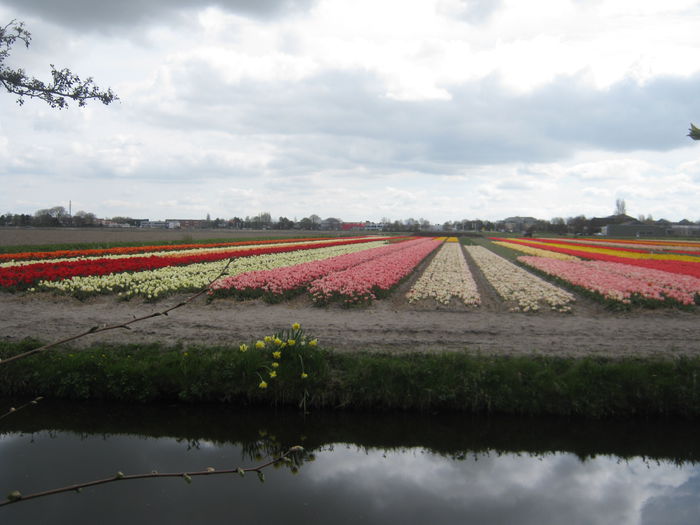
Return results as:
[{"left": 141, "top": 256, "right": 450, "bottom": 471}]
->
[{"left": 1, "top": 401, "right": 699, "bottom": 525}]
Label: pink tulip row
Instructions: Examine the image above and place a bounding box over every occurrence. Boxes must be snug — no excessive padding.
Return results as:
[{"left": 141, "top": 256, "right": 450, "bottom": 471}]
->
[
  {"left": 209, "top": 238, "right": 439, "bottom": 304},
  {"left": 308, "top": 238, "right": 441, "bottom": 305},
  {"left": 518, "top": 256, "right": 700, "bottom": 307}
]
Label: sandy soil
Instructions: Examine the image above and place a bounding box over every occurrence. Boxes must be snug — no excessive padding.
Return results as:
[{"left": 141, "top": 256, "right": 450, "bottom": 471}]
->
[
  {"left": 1, "top": 227, "right": 698, "bottom": 358},
  {"left": 1, "top": 289, "right": 698, "bottom": 358}
]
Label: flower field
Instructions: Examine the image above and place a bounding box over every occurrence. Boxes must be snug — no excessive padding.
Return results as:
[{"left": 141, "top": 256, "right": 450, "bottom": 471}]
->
[
  {"left": 491, "top": 237, "right": 700, "bottom": 308},
  {"left": 307, "top": 237, "right": 441, "bottom": 305},
  {"left": 34, "top": 239, "right": 392, "bottom": 300},
  {"left": 0, "top": 237, "right": 402, "bottom": 298},
  {"left": 464, "top": 246, "right": 575, "bottom": 312},
  {"left": 490, "top": 237, "right": 700, "bottom": 278},
  {"left": 406, "top": 241, "right": 480, "bottom": 306},
  {"left": 210, "top": 237, "right": 440, "bottom": 304},
  {"left": 2, "top": 230, "right": 697, "bottom": 312},
  {"left": 518, "top": 256, "right": 700, "bottom": 307}
]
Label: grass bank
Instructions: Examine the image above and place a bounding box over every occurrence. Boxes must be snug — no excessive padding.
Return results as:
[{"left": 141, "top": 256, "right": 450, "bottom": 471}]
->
[{"left": 1, "top": 340, "right": 699, "bottom": 418}]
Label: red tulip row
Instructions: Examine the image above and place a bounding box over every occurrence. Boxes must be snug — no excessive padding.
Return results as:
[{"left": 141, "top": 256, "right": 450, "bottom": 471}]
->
[{"left": 0, "top": 237, "right": 396, "bottom": 290}]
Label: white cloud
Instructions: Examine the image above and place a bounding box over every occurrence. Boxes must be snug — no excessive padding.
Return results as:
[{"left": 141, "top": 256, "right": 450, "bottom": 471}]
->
[{"left": 2, "top": 0, "right": 700, "bottom": 222}]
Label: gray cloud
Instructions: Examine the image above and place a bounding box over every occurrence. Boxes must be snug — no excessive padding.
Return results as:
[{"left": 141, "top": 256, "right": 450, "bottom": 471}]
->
[
  {"left": 134, "top": 56, "right": 700, "bottom": 178},
  {"left": 0, "top": 0, "right": 316, "bottom": 31}
]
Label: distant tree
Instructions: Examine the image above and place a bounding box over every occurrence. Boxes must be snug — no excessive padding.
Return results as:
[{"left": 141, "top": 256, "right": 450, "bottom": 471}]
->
[
  {"left": 0, "top": 20, "right": 117, "bottom": 108},
  {"left": 276, "top": 217, "right": 294, "bottom": 229},
  {"left": 323, "top": 217, "right": 342, "bottom": 231},
  {"left": 34, "top": 206, "right": 69, "bottom": 227},
  {"left": 614, "top": 199, "right": 627, "bottom": 216},
  {"left": 309, "top": 214, "right": 321, "bottom": 230},
  {"left": 296, "top": 217, "right": 312, "bottom": 230},
  {"left": 688, "top": 123, "right": 700, "bottom": 140},
  {"left": 550, "top": 217, "right": 567, "bottom": 235},
  {"left": 567, "top": 215, "right": 588, "bottom": 235},
  {"left": 71, "top": 210, "right": 96, "bottom": 227}
]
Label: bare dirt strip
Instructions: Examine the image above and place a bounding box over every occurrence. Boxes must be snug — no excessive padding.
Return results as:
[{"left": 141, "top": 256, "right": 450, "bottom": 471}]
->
[
  {"left": 1, "top": 290, "right": 698, "bottom": 359},
  {"left": 0, "top": 227, "right": 320, "bottom": 247}
]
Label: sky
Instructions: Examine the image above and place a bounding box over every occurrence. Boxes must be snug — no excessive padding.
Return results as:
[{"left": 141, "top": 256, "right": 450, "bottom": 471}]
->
[{"left": 1, "top": 0, "right": 699, "bottom": 224}]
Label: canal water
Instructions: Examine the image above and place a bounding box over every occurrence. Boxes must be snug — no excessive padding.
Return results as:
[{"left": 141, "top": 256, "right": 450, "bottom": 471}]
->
[{"left": 1, "top": 401, "right": 699, "bottom": 524}]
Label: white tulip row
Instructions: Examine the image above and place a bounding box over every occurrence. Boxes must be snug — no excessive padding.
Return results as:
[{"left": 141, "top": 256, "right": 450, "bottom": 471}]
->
[
  {"left": 464, "top": 246, "right": 575, "bottom": 312},
  {"left": 406, "top": 243, "right": 481, "bottom": 306},
  {"left": 32, "top": 241, "right": 388, "bottom": 300}
]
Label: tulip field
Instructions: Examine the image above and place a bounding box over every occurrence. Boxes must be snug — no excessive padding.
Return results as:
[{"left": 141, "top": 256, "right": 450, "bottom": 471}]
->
[
  {"left": 491, "top": 237, "right": 700, "bottom": 308},
  {"left": 0, "top": 233, "right": 698, "bottom": 311}
]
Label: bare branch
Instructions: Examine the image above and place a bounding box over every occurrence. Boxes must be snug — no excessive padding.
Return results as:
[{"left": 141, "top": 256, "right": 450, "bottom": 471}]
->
[
  {"left": 0, "top": 258, "right": 234, "bottom": 366},
  {"left": 2, "top": 446, "right": 304, "bottom": 506},
  {"left": 0, "top": 396, "right": 43, "bottom": 423}
]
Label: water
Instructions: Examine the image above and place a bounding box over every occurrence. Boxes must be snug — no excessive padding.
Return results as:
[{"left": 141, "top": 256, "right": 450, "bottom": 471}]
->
[{"left": 1, "top": 401, "right": 699, "bottom": 524}]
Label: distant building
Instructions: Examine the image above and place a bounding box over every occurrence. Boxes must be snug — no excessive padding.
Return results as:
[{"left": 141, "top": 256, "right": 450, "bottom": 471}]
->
[
  {"left": 502, "top": 216, "right": 537, "bottom": 233},
  {"left": 140, "top": 220, "right": 168, "bottom": 229},
  {"left": 341, "top": 222, "right": 367, "bottom": 231},
  {"left": 670, "top": 223, "right": 700, "bottom": 237},
  {"left": 600, "top": 223, "right": 671, "bottom": 237},
  {"left": 164, "top": 219, "right": 210, "bottom": 229}
]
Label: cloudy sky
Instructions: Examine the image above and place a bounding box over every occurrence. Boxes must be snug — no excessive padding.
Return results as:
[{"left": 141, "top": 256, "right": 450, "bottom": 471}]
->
[{"left": 1, "top": 0, "right": 699, "bottom": 223}]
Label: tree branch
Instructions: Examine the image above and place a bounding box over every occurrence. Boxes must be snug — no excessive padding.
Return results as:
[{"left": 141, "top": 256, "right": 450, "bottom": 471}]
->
[
  {"left": 0, "top": 19, "right": 118, "bottom": 108},
  {"left": 688, "top": 123, "right": 700, "bottom": 141},
  {"left": 0, "top": 258, "right": 234, "bottom": 366},
  {"left": 0, "top": 396, "right": 43, "bottom": 423},
  {"left": 2, "top": 446, "right": 304, "bottom": 506}
]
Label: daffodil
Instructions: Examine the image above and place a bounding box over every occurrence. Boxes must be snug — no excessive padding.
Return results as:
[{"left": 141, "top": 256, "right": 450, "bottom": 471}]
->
[
  {"left": 287, "top": 339, "right": 296, "bottom": 346},
  {"left": 292, "top": 322, "right": 301, "bottom": 330},
  {"left": 258, "top": 381, "right": 268, "bottom": 389},
  {"left": 271, "top": 362, "right": 279, "bottom": 368},
  {"left": 269, "top": 371, "right": 277, "bottom": 378},
  {"left": 301, "top": 372, "right": 308, "bottom": 379},
  {"left": 255, "top": 340, "right": 265, "bottom": 349},
  {"left": 308, "top": 339, "right": 318, "bottom": 347},
  {"left": 239, "top": 343, "right": 248, "bottom": 352},
  {"left": 272, "top": 351, "right": 282, "bottom": 359}
]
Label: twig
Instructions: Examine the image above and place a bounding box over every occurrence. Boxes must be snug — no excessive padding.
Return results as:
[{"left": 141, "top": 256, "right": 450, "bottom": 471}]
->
[
  {"left": 0, "top": 396, "right": 43, "bottom": 422},
  {"left": 1, "top": 446, "right": 304, "bottom": 506},
  {"left": 0, "top": 259, "right": 234, "bottom": 366}
]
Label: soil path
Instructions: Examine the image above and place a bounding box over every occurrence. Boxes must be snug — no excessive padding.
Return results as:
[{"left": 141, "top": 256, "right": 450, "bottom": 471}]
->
[{"left": 1, "top": 292, "right": 698, "bottom": 358}]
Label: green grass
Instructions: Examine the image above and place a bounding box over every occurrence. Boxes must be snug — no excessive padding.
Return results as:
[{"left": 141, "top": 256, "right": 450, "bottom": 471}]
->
[{"left": 2, "top": 340, "right": 698, "bottom": 418}]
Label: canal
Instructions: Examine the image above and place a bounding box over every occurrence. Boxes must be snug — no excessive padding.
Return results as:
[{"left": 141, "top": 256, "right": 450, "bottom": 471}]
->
[{"left": 1, "top": 401, "right": 699, "bottom": 524}]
